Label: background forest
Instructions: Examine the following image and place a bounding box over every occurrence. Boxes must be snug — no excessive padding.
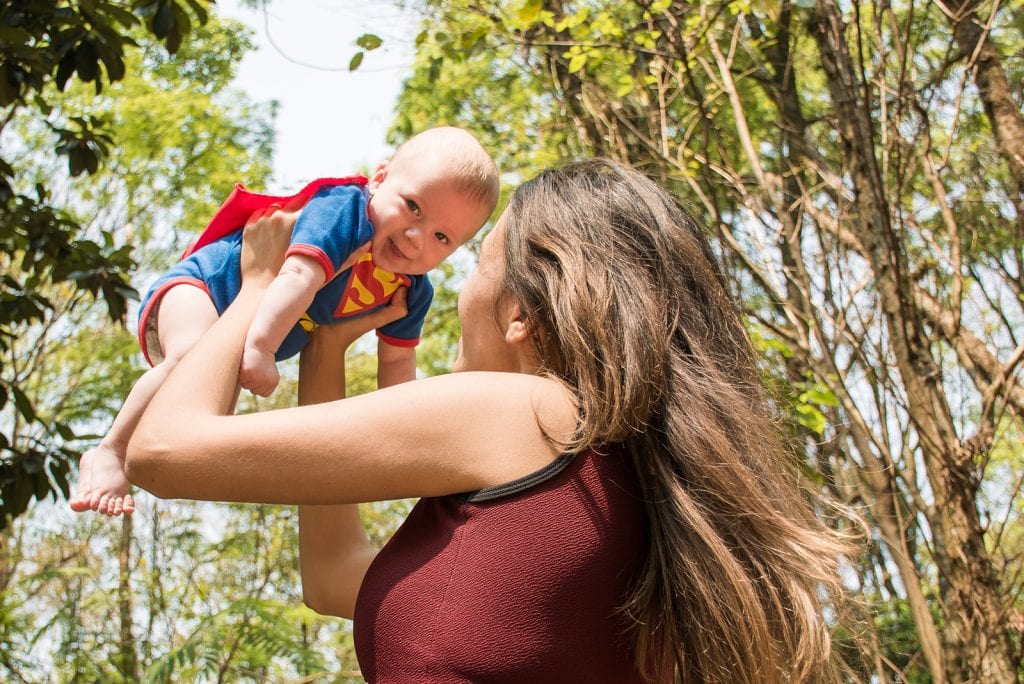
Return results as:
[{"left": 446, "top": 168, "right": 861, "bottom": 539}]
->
[{"left": 1, "top": 0, "right": 1022, "bottom": 681}]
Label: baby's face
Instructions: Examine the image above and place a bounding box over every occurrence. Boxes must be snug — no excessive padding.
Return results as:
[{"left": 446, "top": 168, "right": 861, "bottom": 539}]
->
[{"left": 366, "top": 158, "right": 489, "bottom": 275}]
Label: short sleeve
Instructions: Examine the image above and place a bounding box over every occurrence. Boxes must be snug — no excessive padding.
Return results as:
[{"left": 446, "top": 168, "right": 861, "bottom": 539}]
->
[
  {"left": 288, "top": 184, "right": 373, "bottom": 282},
  {"left": 376, "top": 275, "right": 435, "bottom": 347}
]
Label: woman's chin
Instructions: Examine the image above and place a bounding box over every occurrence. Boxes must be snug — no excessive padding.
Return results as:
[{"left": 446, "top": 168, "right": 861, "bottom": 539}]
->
[
  {"left": 451, "top": 356, "right": 466, "bottom": 373},
  {"left": 451, "top": 340, "right": 465, "bottom": 372}
]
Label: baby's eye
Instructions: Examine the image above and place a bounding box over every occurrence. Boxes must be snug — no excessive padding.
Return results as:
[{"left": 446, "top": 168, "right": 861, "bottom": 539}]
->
[
  {"left": 434, "top": 231, "right": 450, "bottom": 245},
  {"left": 405, "top": 199, "right": 421, "bottom": 215}
]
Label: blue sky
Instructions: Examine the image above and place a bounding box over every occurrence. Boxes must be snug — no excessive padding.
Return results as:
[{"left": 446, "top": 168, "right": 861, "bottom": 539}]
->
[{"left": 220, "top": 0, "right": 419, "bottom": 192}]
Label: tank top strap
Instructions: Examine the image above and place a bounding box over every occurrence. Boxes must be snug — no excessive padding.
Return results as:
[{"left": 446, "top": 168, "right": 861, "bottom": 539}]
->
[{"left": 459, "top": 454, "right": 576, "bottom": 503}]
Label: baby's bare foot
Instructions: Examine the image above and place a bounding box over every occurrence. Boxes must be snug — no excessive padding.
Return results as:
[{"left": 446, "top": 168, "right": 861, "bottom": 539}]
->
[{"left": 69, "top": 445, "right": 136, "bottom": 516}]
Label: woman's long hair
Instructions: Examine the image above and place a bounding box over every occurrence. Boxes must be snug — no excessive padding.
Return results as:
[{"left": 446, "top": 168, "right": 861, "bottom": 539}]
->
[{"left": 502, "top": 159, "right": 849, "bottom": 683}]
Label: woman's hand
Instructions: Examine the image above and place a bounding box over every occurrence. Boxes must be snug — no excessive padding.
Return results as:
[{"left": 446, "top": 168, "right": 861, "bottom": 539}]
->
[
  {"left": 240, "top": 203, "right": 299, "bottom": 288},
  {"left": 309, "top": 287, "right": 409, "bottom": 351}
]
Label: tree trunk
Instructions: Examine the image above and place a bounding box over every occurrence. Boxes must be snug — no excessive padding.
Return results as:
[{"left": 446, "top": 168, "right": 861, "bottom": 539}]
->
[
  {"left": 944, "top": 0, "right": 1024, "bottom": 179},
  {"left": 946, "top": 0, "right": 1024, "bottom": 249},
  {"left": 116, "top": 514, "right": 139, "bottom": 681},
  {"left": 810, "top": 2, "right": 1017, "bottom": 680}
]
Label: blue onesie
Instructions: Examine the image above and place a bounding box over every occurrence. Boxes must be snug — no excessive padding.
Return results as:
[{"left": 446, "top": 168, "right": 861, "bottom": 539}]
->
[{"left": 137, "top": 183, "right": 433, "bottom": 366}]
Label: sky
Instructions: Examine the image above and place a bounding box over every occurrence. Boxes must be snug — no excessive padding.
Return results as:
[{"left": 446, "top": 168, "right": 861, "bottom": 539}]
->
[{"left": 217, "top": 0, "right": 420, "bottom": 193}]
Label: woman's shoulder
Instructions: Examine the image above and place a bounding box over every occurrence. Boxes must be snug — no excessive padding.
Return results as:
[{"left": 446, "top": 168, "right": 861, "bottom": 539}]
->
[
  {"left": 423, "top": 372, "right": 574, "bottom": 433},
  {"left": 392, "top": 372, "right": 577, "bottom": 484}
]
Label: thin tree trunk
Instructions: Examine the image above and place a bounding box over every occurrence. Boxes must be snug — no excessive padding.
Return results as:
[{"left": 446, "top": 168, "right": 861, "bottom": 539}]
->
[
  {"left": 811, "top": 2, "right": 1017, "bottom": 680},
  {"left": 535, "top": 0, "right": 608, "bottom": 156},
  {"left": 844, "top": 412, "right": 947, "bottom": 679},
  {"left": 117, "top": 514, "right": 139, "bottom": 681},
  {"left": 763, "top": 8, "right": 945, "bottom": 675},
  {"left": 944, "top": 0, "right": 1024, "bottom": 180}
]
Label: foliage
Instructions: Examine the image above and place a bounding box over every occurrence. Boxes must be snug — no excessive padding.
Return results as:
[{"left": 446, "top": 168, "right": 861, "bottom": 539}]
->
[
  {"left": 0, "top": 0, "right": 217, "bottom": 529},
  {"left": 0, "top": 499, "right": 338, "bottom": 680},
  {"left": 0, "top": 339, "right": 415, "bottom": 680}
]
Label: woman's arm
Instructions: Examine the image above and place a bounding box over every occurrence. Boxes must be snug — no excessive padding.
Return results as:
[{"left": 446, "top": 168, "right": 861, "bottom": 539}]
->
[
  {"left": 125, "top": 208, "right": 575, "bottom": 507},
  {"left": 296, "top": 295, "right": 407, "bottom": 618},
  {"left": 375, "top": 341, "right": 416, "bottom": 389}
]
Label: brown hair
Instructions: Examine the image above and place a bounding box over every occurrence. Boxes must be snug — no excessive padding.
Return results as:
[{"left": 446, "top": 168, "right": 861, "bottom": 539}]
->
[{"left": 502, "top": 159, "right": 848, "bottom": 682}]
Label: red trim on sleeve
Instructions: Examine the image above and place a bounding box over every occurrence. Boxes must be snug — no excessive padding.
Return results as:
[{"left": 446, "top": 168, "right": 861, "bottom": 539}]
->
[
  {"left": 286, "top": 244, "right": 335, "bottom": 283},
  {"left": 376, "top": 332, "right": 419, "bottom": 348},
  {"left": 137, "top": 276, "right": 211, "bottom": 367}
]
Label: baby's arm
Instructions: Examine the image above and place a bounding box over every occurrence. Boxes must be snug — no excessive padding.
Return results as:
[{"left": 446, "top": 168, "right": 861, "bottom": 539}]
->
[
  {"left": 376, "top": 339, "right": 417, "bottom": 389},
  {"left": 240, "top": 253, "right": 327, "bottom": 395}
]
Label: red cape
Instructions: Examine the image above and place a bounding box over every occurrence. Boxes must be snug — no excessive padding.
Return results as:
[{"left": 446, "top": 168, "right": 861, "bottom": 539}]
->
[{"left": 181, "top": 175, "right": 369, "bottom": 259}]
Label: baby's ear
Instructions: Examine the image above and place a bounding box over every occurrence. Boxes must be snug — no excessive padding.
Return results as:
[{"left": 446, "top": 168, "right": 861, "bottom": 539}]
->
[{"left": 368, "top": 160, "right": 389, "bottom": 191}]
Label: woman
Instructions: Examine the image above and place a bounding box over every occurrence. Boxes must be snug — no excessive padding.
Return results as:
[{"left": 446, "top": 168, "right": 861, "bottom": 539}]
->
[{"left": 126, "top": 159, "right": 847, "bottom": 682}]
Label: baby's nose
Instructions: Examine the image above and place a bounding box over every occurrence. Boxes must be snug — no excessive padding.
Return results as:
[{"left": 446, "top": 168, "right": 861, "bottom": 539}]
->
[{"left": 404, "top": 225, "right": 423, "bottom": 248}]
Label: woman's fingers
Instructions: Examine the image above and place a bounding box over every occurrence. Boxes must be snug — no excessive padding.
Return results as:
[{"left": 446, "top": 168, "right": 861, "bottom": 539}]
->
[
  {"left": 383, "top": 286, "right": 409, "bottom": 322},
  {"left": 355, "top": 286, "right": 408, "bottom": 331},
  {"left": 240, "top": 203, "right": 298, "bottom": 284},
  {"left": 311, "top": 287, "right": 410, "bottom": 348}
]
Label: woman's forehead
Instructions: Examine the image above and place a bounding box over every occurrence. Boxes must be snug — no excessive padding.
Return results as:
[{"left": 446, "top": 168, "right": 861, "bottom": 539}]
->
[{"left": 481, "top": 214, "right": 507, "bottom": 251}]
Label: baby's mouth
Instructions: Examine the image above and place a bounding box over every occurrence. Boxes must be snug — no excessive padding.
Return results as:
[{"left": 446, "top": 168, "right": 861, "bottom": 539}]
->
[{"left": 387, "top": 239, "right": 407, "bottom": 261}]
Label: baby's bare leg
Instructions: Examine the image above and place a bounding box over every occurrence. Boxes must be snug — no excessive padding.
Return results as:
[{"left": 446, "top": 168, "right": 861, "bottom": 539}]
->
[{"left": 70, "top": 285, "right": 218, "bottom": 516}]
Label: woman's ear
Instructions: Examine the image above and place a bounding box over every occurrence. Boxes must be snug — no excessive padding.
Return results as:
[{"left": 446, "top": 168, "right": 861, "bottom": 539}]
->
[{"left": 504, "top": 304, "right": 529, "bottom": 345}]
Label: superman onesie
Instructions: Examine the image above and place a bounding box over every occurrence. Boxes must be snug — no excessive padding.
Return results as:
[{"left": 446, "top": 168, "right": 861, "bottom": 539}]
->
[{"left": 136, "top": 177, "right": 433, "bottom": 366}]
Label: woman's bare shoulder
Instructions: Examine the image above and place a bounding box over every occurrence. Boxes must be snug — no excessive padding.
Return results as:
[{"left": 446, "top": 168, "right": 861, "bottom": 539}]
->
[
  {"left": 415, "top": 372, "right": 574, "bottom": 432},
  {"left": 382, "top": 371, "right": 577, "bottom": 482}
]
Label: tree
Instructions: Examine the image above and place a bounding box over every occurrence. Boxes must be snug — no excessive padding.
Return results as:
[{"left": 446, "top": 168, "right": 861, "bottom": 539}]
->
[
  {"left": 391, "top": 0, "right": 1024, "bottom": 679},
  {"left": 0, "top": 8, "right": 284, "bottom": 679},
  {"left": 0, "top": 0, "right": 220, "bottom": 528},
  {"left": 0, "top": 340, "right": 417, "bottom": 681}
]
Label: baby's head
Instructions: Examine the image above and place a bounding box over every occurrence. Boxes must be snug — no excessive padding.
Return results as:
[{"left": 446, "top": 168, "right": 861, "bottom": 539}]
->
[{"left": 366, "top": 126, "right": 499, "bottom": 275}]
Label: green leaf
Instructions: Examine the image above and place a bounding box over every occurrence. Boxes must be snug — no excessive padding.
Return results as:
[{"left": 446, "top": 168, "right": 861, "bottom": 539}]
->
[
  {"left": 102, "top": 3, "right": 140, "bottom": 28},
  {"left": 516, "top": 0, "right": 543, "bottom": 25},
  {"left": 568, "top": 52, "right": 588, "bottom": 74},
  {"left": 183, "top": 0, "right": 209, "bottom": 25},
  {"left": 153, "top": 1, "right": 174, "bottom": 38},
  {"left": 795, "top": 404, "right": 826, "bottom": 435},
  {"left": 356, "top": 33, "right": 382, "bottom": 50},
  {"left": 800, "top": 386, "right": 839, "bottom": 408},
  {"left": 99, "top": 48, "right": 126, "bottom": 82},
  {"left": 615, "top": 75, "right": 635, "bottom": 97},
  {"left": 0, "top": 66, "right": 17, "bottom": 106},
  {"left": 0, "top": 26, "right": 33, "bottom": 44},
  {"left": 349, "top": 50, "right": 364, "bottom": 71},
  {"left": 55, "top": 51, "right": 76, "bottom": 91},
  {"left": 11, "top": 387, "right": 36, "bottom": 423}
]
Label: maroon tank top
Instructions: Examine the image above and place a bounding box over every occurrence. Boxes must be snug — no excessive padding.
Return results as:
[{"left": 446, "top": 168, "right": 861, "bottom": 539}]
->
[{"left": 353, "top": 446, "right": 649, "bottom": 683}]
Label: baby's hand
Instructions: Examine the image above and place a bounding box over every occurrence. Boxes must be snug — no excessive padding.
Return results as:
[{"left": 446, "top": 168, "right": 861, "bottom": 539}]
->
[{"left": 240, "top": 346, "right": 280, "bottom": 397}]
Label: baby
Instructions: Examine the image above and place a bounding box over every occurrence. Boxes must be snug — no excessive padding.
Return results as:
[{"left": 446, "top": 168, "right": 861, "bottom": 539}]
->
[{"left": 70, "top": 126, "right": 499, "bottom": 516}]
